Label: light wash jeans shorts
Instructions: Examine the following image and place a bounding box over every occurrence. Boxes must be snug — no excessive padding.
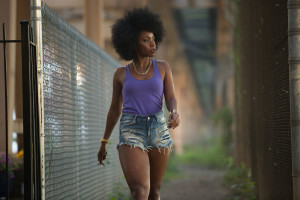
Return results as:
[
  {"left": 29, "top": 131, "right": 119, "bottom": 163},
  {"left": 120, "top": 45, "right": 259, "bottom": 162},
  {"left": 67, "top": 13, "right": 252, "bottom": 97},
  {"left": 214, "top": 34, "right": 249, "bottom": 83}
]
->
[{"left": 117, "top": 110, "right": 174, "bottom": 152}]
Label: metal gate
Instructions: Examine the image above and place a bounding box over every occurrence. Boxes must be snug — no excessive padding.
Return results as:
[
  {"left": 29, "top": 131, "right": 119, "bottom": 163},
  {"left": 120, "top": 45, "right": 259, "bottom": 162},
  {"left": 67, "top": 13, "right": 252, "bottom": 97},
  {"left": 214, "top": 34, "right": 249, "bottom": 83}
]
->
[{"left": 1, "top": 21, "right": 41, "bottom": 199}]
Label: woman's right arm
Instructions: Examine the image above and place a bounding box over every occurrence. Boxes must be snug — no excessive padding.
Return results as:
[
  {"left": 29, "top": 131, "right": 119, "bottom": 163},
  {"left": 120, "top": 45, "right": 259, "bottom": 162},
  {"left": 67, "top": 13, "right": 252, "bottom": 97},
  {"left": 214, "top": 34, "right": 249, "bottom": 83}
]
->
[{"left": 97, "top": 67, "right": 124, "bottom": 165}]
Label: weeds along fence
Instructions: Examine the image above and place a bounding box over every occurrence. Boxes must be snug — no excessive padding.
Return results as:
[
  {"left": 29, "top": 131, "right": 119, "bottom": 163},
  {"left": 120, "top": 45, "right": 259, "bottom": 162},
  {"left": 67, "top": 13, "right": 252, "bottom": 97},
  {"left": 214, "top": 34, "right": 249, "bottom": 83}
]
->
[{"left": 41, "top": 5, "right": 122, "bottom": 199}]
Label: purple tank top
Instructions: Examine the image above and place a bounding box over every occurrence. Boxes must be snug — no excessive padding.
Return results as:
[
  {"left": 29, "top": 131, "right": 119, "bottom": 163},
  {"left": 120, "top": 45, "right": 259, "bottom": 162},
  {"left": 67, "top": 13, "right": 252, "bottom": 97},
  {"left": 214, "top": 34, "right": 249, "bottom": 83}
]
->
[{"left": 122, "top": 59, "right": 163, "bottom": 115}]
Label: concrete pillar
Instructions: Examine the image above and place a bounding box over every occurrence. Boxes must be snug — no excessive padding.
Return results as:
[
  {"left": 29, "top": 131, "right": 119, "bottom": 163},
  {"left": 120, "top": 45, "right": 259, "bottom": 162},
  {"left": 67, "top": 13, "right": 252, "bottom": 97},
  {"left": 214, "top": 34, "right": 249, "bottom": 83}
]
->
[
  {"left": 8, "top": 0, "right": 17, "bottom": 154},
  {"left": 0, "top": 0, "right": 30, "bottom": 154},
  {"left": 14, "top": 0, "right": 30, "bottom": 154},
  {"left": 84, "top": 0, "right": 104, "bottom": 47},
  {"left": 215, "top": 0, "right": 233, "bottom": 110},
  {"left": 0, "top": 0, "right": 23, "bottom": 154},
  {"left": 0, "top": 0, "right": 12, "bottom": 152}
]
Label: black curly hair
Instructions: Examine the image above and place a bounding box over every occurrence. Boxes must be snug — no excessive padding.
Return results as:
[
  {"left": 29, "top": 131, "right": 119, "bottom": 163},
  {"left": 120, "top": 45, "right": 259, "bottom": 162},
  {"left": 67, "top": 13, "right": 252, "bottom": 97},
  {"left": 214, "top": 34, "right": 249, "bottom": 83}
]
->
[{"left": 111, "top": 7, "right": 165, "bottom": 61}]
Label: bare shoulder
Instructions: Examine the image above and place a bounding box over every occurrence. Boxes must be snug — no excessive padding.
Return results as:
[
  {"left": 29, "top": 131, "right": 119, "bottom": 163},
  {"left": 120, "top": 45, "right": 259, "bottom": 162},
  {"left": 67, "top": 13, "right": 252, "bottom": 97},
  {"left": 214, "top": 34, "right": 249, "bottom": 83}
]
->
[
  {"left": 156, "top": 60, "right": 170, "bottom": 68},
  {"left": 156, "top": 59, "right": 171, "bottom": 72},
  {"left": 114, "top": 66, "right": 126, "bottom": 84},
  {"left": 155, "top": 60, "right": 172, "bottom": 81},
  {"left": 114, "top": 66, "right": 126, "bottom": 75}
]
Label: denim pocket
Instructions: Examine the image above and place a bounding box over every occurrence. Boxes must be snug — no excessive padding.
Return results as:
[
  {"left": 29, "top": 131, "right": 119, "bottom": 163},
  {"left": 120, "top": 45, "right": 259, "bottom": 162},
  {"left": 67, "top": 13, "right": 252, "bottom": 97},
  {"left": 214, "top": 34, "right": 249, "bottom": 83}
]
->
[
  {"left": 156, "top": 114, "right": 166, "bottom": 124},
  {"left": 120, "top": 115, "right": 136, "bottom": 127}
]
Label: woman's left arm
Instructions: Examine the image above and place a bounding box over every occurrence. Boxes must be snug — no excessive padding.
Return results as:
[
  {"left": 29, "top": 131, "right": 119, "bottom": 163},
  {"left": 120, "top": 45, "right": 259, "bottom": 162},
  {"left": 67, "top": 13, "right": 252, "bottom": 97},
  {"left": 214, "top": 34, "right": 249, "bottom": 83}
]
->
[{"left": 162, "top": 61, "right": 180, "bottom": 129}]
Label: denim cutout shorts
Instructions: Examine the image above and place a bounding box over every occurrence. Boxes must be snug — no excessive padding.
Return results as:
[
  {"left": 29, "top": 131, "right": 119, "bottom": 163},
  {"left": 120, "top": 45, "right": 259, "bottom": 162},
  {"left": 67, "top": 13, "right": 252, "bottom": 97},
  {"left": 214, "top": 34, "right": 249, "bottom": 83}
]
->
[{"left": 117, "top": 110, "right": 174, "bottom": 152}]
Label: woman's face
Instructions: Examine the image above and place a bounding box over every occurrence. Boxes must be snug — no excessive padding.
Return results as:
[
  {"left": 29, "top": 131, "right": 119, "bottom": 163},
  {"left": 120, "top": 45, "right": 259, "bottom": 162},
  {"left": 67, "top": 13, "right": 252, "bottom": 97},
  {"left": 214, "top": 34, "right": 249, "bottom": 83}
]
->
[{"left": 136, "top": 30, "right": 156, "bottom": 57}]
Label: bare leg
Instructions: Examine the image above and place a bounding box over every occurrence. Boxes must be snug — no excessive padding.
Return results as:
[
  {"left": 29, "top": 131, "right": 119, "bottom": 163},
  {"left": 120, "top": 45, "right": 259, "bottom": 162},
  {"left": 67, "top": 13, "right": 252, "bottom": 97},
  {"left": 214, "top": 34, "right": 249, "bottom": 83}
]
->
[
  {"left": 148, "top": 149, "right": 170, "bottom": 200},
  {"left": 118, "top": 145, "right": 150, "bottom": 200}
]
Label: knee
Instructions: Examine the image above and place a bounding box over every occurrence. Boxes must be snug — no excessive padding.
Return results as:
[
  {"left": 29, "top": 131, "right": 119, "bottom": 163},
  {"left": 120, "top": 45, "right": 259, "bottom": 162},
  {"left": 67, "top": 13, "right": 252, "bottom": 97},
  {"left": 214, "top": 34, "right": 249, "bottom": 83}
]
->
[
  {"left": 149, "top": 185, "right": 161, "bottom": 199},
  {"left": 129, "top": 183, "right": 150, "bottom": 200}
]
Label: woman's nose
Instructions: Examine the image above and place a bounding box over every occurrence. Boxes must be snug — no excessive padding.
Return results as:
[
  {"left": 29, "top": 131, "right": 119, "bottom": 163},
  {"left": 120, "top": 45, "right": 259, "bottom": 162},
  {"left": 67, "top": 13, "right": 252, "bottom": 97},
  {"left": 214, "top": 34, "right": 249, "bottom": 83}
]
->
[{"left": 150, "top": 40, "right": 156, "bottom": 47}]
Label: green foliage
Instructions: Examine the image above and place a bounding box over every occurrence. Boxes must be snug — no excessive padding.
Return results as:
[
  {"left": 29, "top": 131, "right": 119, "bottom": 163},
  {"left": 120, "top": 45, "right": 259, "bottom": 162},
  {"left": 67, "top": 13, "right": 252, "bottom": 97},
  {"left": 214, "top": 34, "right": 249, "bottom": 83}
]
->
[
  {"left": 164, "top": 106, "right": 234, "bottom": 179},
  {"left": 211, "top": 106, "right": 233, "bottom": 156},
  {"left": 163, "top": 154, "right": 183, "bottom": 182},
  {"left": 176, "top": 140, "right": 230, "bottom": 168},
  {"left": 224, "top": 158, "right": 257, "bottom": 200},
  {"left": 171, "top": 106, "right": 234, "bottom": 169},
  {"left": 211, "top": 106, "right": 233, "bottom": 128},
  {"left": 233, "top": 0, "right": 240, "bottom": 5},
  {"left": 0, "top": 152, "right": 19, "bottom": 179},
  {"left": 164, "top": 136, "right": 231, "bottom": 181},
  {"left": 164, "top": 106, "right": 234, "bottom": 182},
  {"left": 108, "top": 192, "right": 130, "bottom": 200}
]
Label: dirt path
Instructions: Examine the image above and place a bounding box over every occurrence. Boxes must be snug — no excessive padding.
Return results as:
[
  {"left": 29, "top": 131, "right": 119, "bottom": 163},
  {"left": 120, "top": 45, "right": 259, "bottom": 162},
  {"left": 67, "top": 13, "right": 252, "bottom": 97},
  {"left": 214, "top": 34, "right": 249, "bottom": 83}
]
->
[{"left": 160, "top": 164, "right": 231, "bottom": 200}]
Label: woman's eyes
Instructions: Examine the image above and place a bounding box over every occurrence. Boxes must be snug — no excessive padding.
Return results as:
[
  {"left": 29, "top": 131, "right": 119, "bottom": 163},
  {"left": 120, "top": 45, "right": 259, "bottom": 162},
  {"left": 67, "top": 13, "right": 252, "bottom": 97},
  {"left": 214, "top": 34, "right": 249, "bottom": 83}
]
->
[{"left": 143, "top": 39, "right": 155, "bottom": 43}]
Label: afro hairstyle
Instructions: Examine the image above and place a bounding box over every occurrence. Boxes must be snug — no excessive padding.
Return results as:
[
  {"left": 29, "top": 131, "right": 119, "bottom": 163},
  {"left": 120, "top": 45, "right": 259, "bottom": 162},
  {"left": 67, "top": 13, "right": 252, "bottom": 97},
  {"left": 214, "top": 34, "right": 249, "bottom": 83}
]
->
[{"left": 111, "top": 7, "right": 165, "bottom": 61}]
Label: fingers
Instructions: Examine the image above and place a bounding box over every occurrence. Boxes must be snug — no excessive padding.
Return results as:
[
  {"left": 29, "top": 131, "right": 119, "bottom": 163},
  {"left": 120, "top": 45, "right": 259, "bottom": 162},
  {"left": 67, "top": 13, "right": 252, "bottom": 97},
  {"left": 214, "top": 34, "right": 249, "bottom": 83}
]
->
[
  {"left": 98, "top": 151, "right": 108, "bottom": 166},
  {"left": 98, "top": 153, "right": 107, "bottom": 166},
  {"left": 168, "top": 119, "right": 180, "bottom": 129},
  {"left": 168, "top": 113, "right": 180, "bottom": 129}
]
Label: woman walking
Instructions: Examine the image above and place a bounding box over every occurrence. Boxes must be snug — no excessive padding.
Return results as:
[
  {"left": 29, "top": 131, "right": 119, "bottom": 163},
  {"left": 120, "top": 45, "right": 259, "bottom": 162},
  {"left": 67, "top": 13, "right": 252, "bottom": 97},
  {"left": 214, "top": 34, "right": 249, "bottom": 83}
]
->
[{"left": 97, "top": 7, "right": 180, "bottom": 200}]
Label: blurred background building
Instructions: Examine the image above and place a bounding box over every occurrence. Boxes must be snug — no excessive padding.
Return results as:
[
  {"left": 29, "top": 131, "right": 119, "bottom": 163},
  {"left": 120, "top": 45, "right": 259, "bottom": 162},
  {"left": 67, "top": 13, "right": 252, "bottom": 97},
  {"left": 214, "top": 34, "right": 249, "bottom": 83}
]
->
[{"left": 0, "top": 0, "right": 237, "bottom": 199}]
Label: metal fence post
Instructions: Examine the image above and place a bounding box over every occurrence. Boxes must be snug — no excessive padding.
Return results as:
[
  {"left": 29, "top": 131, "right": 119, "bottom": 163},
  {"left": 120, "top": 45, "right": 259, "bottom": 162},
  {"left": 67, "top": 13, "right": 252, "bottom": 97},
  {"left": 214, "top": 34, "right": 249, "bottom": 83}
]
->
[
  {"left": 2, "top": 22, "right": 10, "bottom": 200},
  {"left": 21, "top": 20, "right": 33, "bottom": 200},
  {"left": 288, "top": 1, "right": 300, "bottom": 199}
]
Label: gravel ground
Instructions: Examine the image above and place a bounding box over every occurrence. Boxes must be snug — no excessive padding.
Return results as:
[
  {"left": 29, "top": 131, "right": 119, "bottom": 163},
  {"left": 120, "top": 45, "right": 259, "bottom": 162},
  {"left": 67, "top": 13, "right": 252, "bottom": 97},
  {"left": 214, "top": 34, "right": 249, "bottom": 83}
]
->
[{"left": 160, "top": 165, "right": 231, "bottom": 200}]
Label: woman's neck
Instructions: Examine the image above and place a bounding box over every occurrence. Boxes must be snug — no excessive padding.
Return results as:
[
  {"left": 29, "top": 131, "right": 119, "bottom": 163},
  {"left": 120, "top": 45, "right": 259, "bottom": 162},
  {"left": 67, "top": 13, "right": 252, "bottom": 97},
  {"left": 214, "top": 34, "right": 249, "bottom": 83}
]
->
[{"left": 133, "top": 57, "right": 151, "bottom": 70}]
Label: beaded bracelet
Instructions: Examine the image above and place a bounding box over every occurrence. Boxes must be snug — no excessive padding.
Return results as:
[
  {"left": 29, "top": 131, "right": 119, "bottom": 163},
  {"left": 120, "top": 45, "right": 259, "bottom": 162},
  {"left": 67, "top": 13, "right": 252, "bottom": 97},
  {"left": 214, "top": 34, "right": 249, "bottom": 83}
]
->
[{"left": 100, "top": 138, "right": 109, "bottom": 143}]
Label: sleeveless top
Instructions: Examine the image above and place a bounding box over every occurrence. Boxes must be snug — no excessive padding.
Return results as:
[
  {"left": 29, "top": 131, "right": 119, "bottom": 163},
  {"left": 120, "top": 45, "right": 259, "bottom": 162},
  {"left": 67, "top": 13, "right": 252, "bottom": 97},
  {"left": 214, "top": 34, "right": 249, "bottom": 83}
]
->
[{"left": 122, "top": 59, "right": 163, "bottom": 115}]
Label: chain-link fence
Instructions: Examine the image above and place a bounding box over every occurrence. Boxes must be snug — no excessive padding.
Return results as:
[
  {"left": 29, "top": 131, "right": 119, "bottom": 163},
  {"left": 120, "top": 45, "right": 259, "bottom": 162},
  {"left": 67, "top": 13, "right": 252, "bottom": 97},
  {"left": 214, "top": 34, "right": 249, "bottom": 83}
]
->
[
  {"left": 234, "top": 0, "right": 292, "bottom": 199},
  {"left": 42, "top": 5, "right": 123, "bottom": 199}
]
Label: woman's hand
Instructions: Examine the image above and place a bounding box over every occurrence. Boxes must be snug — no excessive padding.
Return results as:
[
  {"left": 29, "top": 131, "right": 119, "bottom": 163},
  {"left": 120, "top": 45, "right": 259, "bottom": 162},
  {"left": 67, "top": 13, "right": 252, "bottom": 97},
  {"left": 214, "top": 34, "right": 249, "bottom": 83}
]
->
[
  {"left": 167, "top": 112, "right": 180, "bottom": 129},
  {"left": 97, "top": 143, "right": 108, "bottom": 166}
]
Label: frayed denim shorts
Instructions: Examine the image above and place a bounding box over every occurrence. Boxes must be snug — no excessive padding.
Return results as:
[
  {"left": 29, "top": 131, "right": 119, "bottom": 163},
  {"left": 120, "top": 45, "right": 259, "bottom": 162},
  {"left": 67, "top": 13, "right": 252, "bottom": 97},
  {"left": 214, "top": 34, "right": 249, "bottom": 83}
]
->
[{"left": 117, "top": 110, "right": 174, "bottom": 152}]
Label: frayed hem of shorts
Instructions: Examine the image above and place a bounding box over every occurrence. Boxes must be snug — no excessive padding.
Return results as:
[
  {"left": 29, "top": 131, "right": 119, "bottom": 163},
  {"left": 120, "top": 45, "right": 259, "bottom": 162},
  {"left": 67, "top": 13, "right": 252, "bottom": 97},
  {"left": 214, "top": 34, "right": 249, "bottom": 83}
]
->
[
  {"left": 148, "top": 143, "right": 174, "bottom": 154},
  {"left": 117, "top": 143, "right": 149, "bottom": 152},
  {"left": 116, "top": 142, "right": 174, "bottom": 154}
]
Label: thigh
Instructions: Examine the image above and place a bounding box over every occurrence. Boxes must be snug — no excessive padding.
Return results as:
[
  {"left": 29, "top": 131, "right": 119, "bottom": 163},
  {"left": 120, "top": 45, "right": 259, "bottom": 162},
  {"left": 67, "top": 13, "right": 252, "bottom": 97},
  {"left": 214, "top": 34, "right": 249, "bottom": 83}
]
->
[
  {"left": 148, "top": 149, "right": 170, "bottom": 187},
  {"left": 118, "top": 145, "right": 150, "bottom": 187}
]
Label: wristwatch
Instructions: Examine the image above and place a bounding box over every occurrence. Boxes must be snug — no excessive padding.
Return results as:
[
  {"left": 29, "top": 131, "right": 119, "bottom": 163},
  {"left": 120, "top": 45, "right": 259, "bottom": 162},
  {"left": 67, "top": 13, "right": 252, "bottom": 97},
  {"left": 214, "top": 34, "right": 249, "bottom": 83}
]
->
[{"left": 169, "top": 109, "right": 177, "bottom": 114}]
